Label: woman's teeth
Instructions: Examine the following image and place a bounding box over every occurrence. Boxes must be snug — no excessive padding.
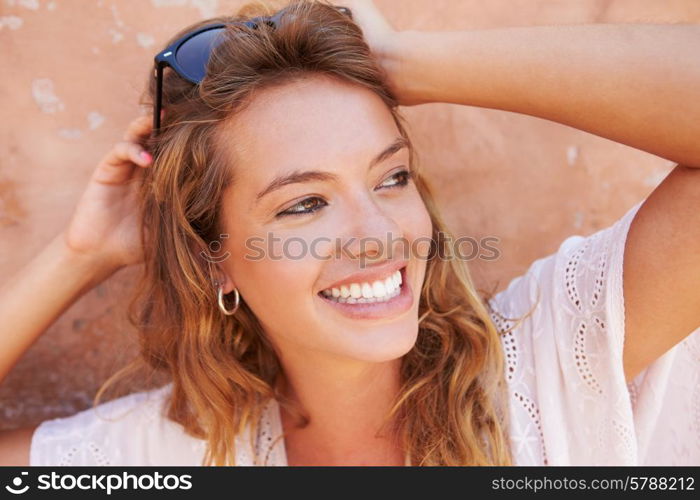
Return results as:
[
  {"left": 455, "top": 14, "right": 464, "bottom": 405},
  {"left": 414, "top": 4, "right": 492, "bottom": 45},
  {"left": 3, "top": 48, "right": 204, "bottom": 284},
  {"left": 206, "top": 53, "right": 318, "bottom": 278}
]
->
[{"left": 320, "top": 269, "right": 403, "bottom": 304}]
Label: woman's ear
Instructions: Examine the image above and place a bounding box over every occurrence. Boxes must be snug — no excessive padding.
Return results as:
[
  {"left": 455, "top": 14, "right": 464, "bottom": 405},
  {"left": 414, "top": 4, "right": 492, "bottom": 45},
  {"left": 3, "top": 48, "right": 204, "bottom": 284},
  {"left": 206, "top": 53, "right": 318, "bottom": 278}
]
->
[
  {"left": 193, "top": 236, "right": 236, "bottom": 293},
  {"left": 212, "top": 266, "right": 236, "bottom": 295}
]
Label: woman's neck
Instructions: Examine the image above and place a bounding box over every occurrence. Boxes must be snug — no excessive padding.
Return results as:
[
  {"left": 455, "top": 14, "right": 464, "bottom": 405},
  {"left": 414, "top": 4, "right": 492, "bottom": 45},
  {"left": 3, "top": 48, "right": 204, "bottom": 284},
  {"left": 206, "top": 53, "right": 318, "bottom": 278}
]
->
[{"left": 276, "top": 354, "right": 405, "bottom": 466}]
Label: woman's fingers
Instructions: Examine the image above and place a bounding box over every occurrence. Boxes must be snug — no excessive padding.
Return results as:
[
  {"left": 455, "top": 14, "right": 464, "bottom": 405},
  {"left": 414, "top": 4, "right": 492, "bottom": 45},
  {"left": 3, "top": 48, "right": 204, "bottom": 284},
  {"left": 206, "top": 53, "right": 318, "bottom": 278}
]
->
[
  {"left": 113, "top": 141, "right": 152, "bottom": 167},
  {"left": 123, "top": 114, "right": 153, "bottom": 143},
  {"left": 342, "top": 0, "right": 394, "bottom": 33},
  {"left": 91, "top": 140, "right": 152, "bottom": 185},
  {"left": 329, "top": 0, "right": 396, "bottom": 58},
  {"left": 88, "top": 115, "right": 157, "bottom": 185}
]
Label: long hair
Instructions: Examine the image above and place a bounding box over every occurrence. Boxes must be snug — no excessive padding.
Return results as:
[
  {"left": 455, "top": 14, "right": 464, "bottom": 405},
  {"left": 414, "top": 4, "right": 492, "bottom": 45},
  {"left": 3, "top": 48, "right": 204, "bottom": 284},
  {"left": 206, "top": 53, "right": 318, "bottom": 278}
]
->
[{"left": 95, "top": 0, "right": 524, "bottom": 466}]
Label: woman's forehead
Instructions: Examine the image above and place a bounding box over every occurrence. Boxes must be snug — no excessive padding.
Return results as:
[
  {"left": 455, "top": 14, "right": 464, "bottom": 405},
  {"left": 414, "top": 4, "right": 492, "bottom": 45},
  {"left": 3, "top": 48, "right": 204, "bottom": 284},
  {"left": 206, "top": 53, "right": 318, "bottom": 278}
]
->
[{"left": 218, "top": 75, "right": 402, "bottom": 177}]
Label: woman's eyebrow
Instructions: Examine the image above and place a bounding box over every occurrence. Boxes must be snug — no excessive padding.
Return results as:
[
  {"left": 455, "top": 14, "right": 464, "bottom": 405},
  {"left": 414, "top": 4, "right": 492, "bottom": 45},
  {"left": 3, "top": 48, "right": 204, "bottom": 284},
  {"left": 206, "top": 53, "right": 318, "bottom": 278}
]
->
[{"left": 254, "top": 136, "right": 409, "bottom": 205}]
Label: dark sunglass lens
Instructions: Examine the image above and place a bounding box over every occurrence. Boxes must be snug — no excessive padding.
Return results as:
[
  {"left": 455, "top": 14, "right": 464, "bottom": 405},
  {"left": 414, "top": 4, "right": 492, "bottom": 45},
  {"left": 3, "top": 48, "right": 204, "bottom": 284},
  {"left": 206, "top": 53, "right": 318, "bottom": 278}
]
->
[{"left": 175, "top": 27, "right": 226, "bottom": 83}]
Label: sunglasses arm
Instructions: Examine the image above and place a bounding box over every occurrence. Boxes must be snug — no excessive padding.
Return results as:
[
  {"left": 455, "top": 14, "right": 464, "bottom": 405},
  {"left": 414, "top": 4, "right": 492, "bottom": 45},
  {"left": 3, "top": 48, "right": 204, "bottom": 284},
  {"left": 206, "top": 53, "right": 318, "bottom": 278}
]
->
[{"left": 153, "top": 62, "right": 165, "bottom": 135}]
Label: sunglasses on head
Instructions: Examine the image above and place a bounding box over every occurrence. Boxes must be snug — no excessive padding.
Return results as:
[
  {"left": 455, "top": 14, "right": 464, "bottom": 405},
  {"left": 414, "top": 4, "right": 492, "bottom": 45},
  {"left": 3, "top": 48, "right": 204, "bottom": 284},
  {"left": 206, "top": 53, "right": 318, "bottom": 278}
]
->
[{"left": 152, "top": 5, "right": 352, "bottom": 134}]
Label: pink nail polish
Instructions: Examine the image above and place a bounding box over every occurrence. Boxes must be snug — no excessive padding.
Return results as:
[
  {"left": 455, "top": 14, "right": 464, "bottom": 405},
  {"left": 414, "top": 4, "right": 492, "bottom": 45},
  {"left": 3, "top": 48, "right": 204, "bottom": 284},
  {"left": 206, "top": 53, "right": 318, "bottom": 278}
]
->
[{"left": 140, "top": 151, "right": 153, "bottom": 163}]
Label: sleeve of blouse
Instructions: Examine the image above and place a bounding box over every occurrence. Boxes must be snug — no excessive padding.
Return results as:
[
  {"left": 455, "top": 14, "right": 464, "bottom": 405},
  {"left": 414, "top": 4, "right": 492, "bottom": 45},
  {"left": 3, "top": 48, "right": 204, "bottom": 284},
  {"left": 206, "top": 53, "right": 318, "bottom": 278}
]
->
[
  {"left": 29, "top": 384, "right": 192, "bottom": 466},
  {"left": 488, "top": 200, "right": 700, "bottom": 465}
]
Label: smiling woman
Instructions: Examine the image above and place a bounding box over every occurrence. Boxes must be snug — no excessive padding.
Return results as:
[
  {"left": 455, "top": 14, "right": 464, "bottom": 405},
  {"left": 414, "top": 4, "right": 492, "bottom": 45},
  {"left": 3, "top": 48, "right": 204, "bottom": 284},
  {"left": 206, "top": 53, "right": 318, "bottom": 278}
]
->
[
  {"left": 120, "top": 0, "right": 514, "bottom": 465},
  {"left": 7, "top": 0, "right": 512, "bottom": 467},
  {"left": 1, "top": 0, "right": 698, "bottom": 467}
]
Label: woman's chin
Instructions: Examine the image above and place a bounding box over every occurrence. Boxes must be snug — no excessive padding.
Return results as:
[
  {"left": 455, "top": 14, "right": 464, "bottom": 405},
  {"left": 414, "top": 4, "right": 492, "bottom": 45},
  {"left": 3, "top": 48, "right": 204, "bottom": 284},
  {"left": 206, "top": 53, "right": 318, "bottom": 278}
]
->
[{"left": 333, "top": 322, "right": 419, "bottom": 363}]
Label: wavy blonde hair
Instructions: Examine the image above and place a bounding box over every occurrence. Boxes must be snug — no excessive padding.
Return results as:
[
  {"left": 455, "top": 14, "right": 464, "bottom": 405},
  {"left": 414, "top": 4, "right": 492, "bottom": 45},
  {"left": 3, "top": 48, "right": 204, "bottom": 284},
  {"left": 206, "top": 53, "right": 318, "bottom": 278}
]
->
[{"left": 96, "top": 0, "right": 527, "bottom": 466}]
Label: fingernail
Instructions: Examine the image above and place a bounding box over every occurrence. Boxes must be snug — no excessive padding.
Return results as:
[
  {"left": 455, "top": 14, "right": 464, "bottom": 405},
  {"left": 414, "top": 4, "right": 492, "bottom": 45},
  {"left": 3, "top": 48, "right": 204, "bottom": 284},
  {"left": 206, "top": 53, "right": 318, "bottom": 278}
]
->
[{"left": 140, "top": 151, "right": 153, "bottom": 163}]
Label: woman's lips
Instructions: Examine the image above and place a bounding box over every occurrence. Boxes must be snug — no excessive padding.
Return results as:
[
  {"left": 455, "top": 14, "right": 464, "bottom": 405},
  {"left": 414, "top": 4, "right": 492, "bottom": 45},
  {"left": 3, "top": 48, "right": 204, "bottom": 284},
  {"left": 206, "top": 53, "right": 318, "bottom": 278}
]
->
[{"left": 316, "top": 266, "right": 413, "bottom": 320}]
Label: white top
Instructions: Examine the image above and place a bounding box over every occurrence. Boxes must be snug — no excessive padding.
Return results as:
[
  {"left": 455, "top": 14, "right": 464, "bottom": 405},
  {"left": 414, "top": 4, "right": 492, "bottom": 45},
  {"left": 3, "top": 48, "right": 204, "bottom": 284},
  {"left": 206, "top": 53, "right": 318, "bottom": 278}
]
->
[{"left": 30, "top": 200, "right": 700, "bottom": 466}]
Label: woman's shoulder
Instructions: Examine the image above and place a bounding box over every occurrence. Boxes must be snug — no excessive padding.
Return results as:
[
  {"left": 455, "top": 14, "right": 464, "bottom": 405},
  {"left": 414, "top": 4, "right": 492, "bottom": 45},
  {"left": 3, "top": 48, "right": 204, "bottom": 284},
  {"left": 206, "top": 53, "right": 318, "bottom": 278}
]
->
[
  {"left": 35, "top": 383, "right": 173, "bottom": 435},
  {"left": 487, "top": 200, "right": 644, "bottom": 325},
  {"left": 30, "top": 382, "right": 206, "bottom": 466},
  {"left": 485, "top": 200, "right": 672, "bottom": 465},
  {"left": 487, "top": 200, "right": 646, "bottom": 390}
]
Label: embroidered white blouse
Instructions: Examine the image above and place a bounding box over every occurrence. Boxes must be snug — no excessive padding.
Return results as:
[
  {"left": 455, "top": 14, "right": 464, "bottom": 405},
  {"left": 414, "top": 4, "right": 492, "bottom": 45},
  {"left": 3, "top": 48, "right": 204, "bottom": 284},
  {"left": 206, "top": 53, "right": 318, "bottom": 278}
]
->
[{"left": 29, "top": 200, "right": 700, "bottom": 466}]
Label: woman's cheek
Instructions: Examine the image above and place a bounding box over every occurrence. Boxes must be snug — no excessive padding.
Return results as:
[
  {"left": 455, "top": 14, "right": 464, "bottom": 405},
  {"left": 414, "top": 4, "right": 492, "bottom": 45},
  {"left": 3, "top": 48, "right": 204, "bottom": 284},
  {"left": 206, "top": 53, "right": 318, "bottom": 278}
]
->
[
  {"left": 250, "top": 233, "right": 326, "bottom": 295},
  {"left": 394, "top": 196, "right": 433, "bottom": 255}
]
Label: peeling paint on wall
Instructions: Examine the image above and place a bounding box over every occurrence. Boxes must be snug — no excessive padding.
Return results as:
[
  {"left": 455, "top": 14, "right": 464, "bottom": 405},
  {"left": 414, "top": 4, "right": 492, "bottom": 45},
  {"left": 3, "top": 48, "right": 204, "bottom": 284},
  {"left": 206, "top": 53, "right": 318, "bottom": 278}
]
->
[
  {"left": 151, "top": 0, "right": 219, "bottom": 19},
  {"left": 58, "top": 128, "right": 82, "bottom": 140},
  {"left": 55, "top": 112, "right": 105, "bottom": 140},
  {"left": 31, "top": 78, "right": 64, "bottom": 114},
  {"left": 136, "top": 32, "right": 155, "bottom": 48},
  {"left": 191, "top": 0, "right": 218, "bottom": 18},
  {"left": 110, "top": 4, "right": 125, "bottom": 28},
  {"left": 18, "top": 0, "right": 39, "bottom": 10},
  {"left": 87, "top": 111, "right": 105, "bottom": 130},
  {"left": 108, "top": 28, "right": 124, "bottom": 44},
  {"left": 0, "top": 16, "right": 23, "bottom": 30},
  {"left": 5, "top": 0, "right": 39, "bottom": 10},
  {"left": 151, "top": 0, "right": 188, "bottom": 7}
]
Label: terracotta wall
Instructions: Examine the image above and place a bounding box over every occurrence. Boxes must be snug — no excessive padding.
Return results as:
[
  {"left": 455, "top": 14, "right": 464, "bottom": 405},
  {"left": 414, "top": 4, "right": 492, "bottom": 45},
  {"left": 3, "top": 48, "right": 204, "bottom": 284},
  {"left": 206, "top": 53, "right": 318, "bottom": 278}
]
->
[{"left": 1, "top": 0, "right": 697, "bottom": 428}]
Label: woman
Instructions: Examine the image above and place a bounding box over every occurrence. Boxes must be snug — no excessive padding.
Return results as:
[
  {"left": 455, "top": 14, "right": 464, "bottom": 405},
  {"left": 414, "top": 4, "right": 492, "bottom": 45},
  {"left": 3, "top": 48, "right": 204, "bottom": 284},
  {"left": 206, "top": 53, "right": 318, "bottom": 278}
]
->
[{"left": 0, "top": 0, "right": 698, "bottom": 466}]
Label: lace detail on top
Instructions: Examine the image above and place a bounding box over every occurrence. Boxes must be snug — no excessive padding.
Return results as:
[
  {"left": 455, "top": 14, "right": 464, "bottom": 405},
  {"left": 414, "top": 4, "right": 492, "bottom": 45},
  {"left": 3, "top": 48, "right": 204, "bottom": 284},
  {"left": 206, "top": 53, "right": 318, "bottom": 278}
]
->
[
  {"left": 488, "top": 200, "right": 700, "bottom": 465},
  {"left": 30, "top": 384, "right": 173, "bottom": 466},
  {"left": 490, "top": 311, "right": 517, "bottom": 384},
  {"left": 30, "top": 383, "right": 284, "bottom": 466}
]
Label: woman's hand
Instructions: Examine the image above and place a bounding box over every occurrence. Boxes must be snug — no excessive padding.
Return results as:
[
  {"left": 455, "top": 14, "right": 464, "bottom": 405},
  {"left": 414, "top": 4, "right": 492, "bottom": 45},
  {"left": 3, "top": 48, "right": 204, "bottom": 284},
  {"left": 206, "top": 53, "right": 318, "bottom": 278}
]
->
[
  {"left": 334, "top": 0, "right": 396, "bottom": 56},
  {"left": 62, "top": 115, "right": 154, "bottom": 274},
  {"left": 331, "top": 0, "right": 412, "bottom": 104}
]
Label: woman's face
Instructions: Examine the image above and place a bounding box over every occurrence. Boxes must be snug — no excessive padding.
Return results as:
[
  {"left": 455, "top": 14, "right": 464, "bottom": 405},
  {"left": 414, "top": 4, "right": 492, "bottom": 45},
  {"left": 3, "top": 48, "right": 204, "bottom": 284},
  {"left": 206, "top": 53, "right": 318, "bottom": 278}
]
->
[{"left": 216, "top": 74, "right": 432, "bottom": 366}]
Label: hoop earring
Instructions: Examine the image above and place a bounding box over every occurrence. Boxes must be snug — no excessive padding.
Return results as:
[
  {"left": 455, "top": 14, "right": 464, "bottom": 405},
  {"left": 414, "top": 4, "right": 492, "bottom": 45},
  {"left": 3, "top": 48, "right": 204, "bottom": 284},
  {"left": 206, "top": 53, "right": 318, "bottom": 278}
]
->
[{"left": 217, "top": 285, "right": 240, "bottom": 316}]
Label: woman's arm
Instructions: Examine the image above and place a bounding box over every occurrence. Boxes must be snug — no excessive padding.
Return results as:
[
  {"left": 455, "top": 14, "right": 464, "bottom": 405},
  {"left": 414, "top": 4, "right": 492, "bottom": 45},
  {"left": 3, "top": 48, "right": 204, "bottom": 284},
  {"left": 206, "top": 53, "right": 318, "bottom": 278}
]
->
[
  {"left": 0, "top": 232, "right": 116, "bottom": 384},
  {"left": 389, "top": 24, "right": 700, "bottom": 168}
]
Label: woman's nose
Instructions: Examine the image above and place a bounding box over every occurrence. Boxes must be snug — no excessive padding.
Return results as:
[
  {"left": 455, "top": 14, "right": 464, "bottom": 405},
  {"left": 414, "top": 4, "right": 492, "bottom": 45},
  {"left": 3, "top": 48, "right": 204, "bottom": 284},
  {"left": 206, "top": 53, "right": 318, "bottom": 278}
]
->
[{"left": 340, "top": 199, "right": 405, "bottom": 263}]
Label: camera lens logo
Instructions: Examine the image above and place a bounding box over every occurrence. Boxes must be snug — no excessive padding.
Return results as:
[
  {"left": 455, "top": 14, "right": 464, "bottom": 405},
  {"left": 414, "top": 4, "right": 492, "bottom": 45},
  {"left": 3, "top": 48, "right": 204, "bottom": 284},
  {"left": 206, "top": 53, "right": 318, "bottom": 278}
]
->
[
  {"left": 200, "top": 234, "right": 230, "bottom": 263},
  {"left": 5, "top": 472, "right": 29, "bottom": 495}
]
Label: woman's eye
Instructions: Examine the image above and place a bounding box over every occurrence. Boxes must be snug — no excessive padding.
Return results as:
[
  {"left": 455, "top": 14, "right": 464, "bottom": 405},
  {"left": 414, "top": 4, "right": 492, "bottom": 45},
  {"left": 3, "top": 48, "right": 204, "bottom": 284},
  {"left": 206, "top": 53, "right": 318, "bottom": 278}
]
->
[
  {"left": 276, "top": 196, "right": 327, "bottom": 218},
  {"left": 379, "top": 168, "right": 412, "bottom": 189},
  {"left": 275, "top": 169, "right": 412, "bottom": 218}
]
